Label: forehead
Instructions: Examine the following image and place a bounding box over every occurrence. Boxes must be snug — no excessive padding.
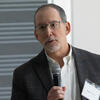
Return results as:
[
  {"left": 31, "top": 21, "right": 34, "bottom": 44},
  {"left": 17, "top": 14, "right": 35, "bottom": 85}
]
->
[{"left": 35, "top": 7, "right": 61, "bottom": 25}]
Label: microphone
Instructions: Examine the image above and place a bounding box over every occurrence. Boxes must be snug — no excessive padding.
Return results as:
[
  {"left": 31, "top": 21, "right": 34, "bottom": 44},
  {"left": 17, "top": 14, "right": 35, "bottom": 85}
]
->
[
  {"left": 50, "top": 63, "right": 62, "bottom": 100},
  {"left": 52, "top": 65, "right": 61, "bottom": 86}
]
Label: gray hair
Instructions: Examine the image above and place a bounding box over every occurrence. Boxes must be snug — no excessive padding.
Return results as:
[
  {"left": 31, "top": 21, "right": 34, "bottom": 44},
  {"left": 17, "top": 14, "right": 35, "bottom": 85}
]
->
[{"left": 34, "top": 3, "right": 67, "bottom": 25}]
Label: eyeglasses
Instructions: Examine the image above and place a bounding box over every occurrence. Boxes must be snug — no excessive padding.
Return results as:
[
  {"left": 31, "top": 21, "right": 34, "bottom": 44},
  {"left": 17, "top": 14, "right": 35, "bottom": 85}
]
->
[{"left": 35, "top": 21, "right": 64, "bottom": 33}]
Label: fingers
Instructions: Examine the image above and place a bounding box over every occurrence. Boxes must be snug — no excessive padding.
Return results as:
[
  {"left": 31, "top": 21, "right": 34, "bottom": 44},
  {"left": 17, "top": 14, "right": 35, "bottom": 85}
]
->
[
  {"left": 62, "top": 86, "right": 66, "bottom": 92},
  {"left": 47, "top": 86, "right": 66, "bottom": 100}
]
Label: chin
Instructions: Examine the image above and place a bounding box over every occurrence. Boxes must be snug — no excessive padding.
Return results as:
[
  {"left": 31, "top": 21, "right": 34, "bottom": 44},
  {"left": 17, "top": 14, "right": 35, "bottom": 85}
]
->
[{"left": 45, "top": 45, "right": 61, "bottom": 53}]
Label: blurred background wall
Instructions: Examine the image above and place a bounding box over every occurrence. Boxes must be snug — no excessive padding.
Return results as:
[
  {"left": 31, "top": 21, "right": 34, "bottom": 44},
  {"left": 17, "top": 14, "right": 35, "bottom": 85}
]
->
[{"left": 72, "top": 0, "right": 100, "bottom": 54}]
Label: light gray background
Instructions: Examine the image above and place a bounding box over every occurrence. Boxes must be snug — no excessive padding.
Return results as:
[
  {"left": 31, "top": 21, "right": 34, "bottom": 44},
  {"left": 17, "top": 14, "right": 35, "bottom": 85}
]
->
[{"left": 72, "top": 0, "right": 100, "bottom": 54}]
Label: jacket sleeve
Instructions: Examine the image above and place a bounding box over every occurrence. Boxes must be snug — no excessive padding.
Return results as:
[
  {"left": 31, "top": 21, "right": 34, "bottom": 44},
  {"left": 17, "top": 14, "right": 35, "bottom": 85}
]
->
[{"left": 11, "top": 68, "right": 27, "bottom": 100}]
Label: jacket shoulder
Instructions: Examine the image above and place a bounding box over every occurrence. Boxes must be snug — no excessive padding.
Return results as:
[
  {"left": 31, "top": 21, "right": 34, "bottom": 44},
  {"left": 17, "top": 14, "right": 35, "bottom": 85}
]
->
[
  {"left": 14, "top": 50, "right": 45, "bottom": 75},
  {"left": 72, "top": 46, "right": 100, "bottom": 61}
]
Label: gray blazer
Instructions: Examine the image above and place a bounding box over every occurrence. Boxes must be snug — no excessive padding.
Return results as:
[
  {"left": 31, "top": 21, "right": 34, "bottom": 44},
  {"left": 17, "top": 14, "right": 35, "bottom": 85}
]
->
[{"left": 11, "top": 47, "right": 100, "bottom": 100}]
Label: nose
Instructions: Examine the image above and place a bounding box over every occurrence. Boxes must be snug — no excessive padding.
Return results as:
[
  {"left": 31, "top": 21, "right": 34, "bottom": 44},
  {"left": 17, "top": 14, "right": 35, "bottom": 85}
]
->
[{"left": 45, "top": 25, "right": 53, "bottom": 37}]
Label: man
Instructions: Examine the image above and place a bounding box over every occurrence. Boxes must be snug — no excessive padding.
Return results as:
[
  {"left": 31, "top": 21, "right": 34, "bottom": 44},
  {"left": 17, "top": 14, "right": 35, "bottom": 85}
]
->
[{"left": 11, "top": 4, "right": 100, "bottom": 100}]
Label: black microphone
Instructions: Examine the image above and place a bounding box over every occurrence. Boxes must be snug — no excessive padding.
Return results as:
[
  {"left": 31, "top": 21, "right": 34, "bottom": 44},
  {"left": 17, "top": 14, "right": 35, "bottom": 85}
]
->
[{"left": 50, "top": 63, "right": 62, "bottom": 100}]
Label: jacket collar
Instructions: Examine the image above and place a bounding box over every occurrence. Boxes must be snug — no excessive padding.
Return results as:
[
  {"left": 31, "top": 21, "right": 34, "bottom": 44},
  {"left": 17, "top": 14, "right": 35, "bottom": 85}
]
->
[{"left": 72, "top": 47, "right": 91, "bottom": 100}]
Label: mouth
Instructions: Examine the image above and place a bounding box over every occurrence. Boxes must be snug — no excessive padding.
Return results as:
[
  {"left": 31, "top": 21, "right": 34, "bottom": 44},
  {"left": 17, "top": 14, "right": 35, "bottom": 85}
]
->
[
  {"left": 45, "top": 39, "right": 57, "bottom": 45},
  {"left": 48, "top": 39, "right": 55, "bottom": 43}
]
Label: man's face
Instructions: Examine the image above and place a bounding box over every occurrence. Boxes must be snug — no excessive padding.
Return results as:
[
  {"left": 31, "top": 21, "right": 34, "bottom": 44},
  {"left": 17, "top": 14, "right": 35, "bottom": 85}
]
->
[{"left": 34, "top": 7, "right": 70, "bottom": 53}]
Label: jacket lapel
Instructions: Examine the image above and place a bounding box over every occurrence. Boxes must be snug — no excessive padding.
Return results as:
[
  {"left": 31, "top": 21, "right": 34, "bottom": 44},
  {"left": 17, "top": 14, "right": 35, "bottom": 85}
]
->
[
  {"left": 33, "top": 50, "right": 53, "bottom": 93},
  {"left": 72, "top": 47, "right": 91, "bottom": 100}
]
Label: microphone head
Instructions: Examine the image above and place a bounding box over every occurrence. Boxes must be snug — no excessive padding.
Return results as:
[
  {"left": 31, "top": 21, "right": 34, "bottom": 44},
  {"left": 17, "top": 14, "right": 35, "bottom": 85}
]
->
[
  {"left": 50, "top": 63, "right": 61, "bottom": 74},
  {"left": 50, "top": 62, "right": 61, "bottom": 86}
]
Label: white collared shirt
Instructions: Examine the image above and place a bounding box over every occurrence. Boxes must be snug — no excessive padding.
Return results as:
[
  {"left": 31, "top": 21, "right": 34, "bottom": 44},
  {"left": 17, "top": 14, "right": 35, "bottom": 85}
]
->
[{"left": 46, "top": 46, "right": 81, "bottom": 100}]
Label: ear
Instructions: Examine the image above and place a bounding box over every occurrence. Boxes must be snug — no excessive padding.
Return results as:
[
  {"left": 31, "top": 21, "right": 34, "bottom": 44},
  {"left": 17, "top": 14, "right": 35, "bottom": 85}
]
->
[
  {"left": 65, "top": 22, "right": 71, "bottom": 35},
  {"left": 34, "top": 29, "right": 38, "bottom": 40}
]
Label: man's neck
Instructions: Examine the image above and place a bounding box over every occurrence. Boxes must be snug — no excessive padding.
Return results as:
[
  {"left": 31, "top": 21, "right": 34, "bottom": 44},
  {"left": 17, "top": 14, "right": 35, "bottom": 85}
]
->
[{"left": 46, "top": 44, "right": 70, "bottom": 67}]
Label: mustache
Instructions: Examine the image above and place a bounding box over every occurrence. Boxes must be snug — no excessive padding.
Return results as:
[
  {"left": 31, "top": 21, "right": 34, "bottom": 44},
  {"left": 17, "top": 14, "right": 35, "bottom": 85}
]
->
[{"left": 44, "top": 37, "right": 58, "bottom": 44}]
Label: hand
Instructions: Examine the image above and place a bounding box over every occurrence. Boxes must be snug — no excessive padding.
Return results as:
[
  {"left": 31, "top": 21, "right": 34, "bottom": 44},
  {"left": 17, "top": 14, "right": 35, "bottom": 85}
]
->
[{"left": 47, "top": 86, "right": 66, "bottom": 100}]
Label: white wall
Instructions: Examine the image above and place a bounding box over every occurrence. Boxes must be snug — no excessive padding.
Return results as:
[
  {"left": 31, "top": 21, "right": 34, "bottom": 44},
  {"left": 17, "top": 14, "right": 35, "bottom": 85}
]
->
[{"left": 72, "top": 0, "right": 100, "bottom": 54}]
